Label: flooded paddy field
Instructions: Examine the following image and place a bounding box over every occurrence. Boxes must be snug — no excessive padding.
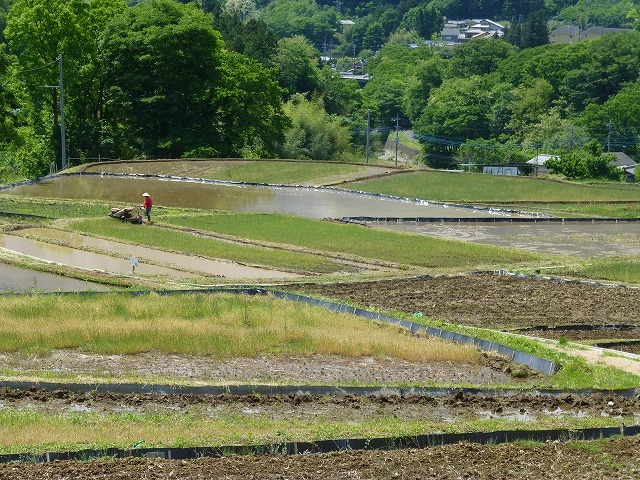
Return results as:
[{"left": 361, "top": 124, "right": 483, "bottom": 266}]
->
[
  {"left": 0, "top": 262, "right": 110, "bottom": 292},
  {"left": 4, "top": 174, "right": 527, "bottom": 220},
  {"left": 0, "top": 233, "right": 202, "bottom": 278},
  {"left": 382, "top": 221, "right": 640, "bottom": 257},
  {"left": 9, "top": 228, "right": 300, "bottom": 280}
]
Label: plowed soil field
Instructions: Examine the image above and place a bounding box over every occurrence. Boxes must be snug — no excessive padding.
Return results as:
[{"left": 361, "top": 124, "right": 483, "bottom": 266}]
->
[
  {"left": 2, "top": 274, "right": 640, "bottom": 479},
  {"left": 296, "top": 273, "right": 640, "bottom": 331},
  {"left": 1, "top": 437, "right": 639, "bottom": 479}
]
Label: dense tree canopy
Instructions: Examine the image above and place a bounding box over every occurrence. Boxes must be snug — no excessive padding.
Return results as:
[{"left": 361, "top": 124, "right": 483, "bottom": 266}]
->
[
  {"left": 100, "top": 0, "right": 226, "bottom": 157},
  {"left": 0, "top": 0, "right": 639, "bottom": 180},
  {"left": 278, "top": 94, "right": 352, "bottom": 160},
  {"left": 259, "top": 0, "right": 337, "bottom": 47},
  {"left": 447, "top": 39, "right": 517, "bottom": 78},
  {"left": 272, "top": 35, "right": 321, "bottom": 98}
]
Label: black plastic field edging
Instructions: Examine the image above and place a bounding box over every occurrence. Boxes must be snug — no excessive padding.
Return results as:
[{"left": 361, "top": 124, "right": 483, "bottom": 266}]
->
[
  {"left": 340, "top": 216, "right": 640, "bottom": 223},
  {"left": 28, "top": 286, "right": 560, "bottom": 375},
  {"left": 1, "top": 425, "right": 638, "bottom": 464}
]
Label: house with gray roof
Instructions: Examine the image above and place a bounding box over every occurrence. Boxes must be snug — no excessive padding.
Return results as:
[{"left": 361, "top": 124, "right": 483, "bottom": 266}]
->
[
  {"left": 550, "top": 25, "right": 632, "bottom": 44},
  {"left": 582, "top": 26, "right": 633, "bottom": 41},
  {"left": 550, "top": 25, "right": 580, "bottom": 44}
]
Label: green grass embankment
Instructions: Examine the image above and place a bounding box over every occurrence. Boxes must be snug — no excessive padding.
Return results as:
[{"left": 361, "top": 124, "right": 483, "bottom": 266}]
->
[
  {"left": 209, "top": 161, "right": 363, "bottom": 184},
  {"left": 158, "top": 212, "right": 552, "bottom": 271},
  {"left": 0, "top": 410, "right": 629, "bottom": 456},
  {"left": 0, "top": 291, "right": 637, "bottom": 455},
  {"left": 556, "top": 257, "right": 640, "bottom": 285},
  {"left": 349, "top": 171, "right": 640, "bottom": 217}
]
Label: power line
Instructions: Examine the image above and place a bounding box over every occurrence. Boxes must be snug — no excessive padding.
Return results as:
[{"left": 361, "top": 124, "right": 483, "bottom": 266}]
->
[{"left": 15, "top": 58, "right": 58, "bottom": 75}]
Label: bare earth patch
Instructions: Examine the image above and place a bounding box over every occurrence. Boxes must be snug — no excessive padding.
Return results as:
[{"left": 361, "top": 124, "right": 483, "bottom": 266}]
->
[
  {"left": 294, "top": 274, "right": 640, "bottom": 330},
  {"left": 0, "top": 351, "right": 527, "bottom": 386},
  {"left": 1, "top": 438, "right": 639, "bottom": 480}
]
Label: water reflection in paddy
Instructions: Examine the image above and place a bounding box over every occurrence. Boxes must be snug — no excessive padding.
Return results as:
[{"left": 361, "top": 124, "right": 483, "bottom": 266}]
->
[
  {"left": 16, "top": 228, "right": 299, "bottom": 279},
  {"left": 0, "top": 262, "right": 111, "bottom": 292},
  {"left": 5, "top": 175, "right": 520, "bottom": 219},
  {"left": 0, "top": 234, "right": 198, "bottom": 277}
]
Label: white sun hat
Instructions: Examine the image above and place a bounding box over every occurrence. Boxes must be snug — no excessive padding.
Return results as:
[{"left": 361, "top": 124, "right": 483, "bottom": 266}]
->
[{"left": 142, "top": 192, "right": 150, "bottom": 197}]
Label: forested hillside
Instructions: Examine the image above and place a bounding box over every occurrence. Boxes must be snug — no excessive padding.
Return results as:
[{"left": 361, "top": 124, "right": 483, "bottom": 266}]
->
[{"left": 0, "top": 0, "right": 638, "bottom": 180}]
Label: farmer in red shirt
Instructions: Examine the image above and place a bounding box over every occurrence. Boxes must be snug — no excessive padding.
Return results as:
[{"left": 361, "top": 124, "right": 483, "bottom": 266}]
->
[{"left": 139, "top": 192, "right": 153, "bottom": 222}]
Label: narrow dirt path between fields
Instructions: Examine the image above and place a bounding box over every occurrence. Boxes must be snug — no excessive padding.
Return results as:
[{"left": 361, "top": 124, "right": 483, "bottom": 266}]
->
[{"left": 548, "top": 342, "right": 640, "bottom": 376}]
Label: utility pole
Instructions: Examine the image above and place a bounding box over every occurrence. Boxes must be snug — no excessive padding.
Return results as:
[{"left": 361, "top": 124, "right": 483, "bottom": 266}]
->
[
  {"left": 352, "top": 44, "right": 356, "bottom": 72},
  {"left": 607, "top": 120, "right": 612, "bottom": 153},
  {"left": 394, "top": 113, "right": 399, "bottom": 167},
  {"left": 42, "top": 55, "right": 66, "bottom": 170},
  {"left": 59, "top": 55, "right": 66, "bottom": 170},
  {"left": 365, "top": 109, "right": 370, "bottom": 165}
]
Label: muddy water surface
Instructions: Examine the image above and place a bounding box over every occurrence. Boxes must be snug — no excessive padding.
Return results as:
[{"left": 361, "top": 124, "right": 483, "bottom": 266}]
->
[
  {"left": 5, "top": 175, "right": 522, "bottom": 219},
  {"left": 0, "top": 262, "right": 110, "bottom": 292},
  {"left": 382, "top": 221, "right": 640, "bottom": 257},
  {"left": 16, "top": 228, "right": 299, "bottom": 279},
  {"left": 0, "top": 234, "right": 197, "bottom": 277}
]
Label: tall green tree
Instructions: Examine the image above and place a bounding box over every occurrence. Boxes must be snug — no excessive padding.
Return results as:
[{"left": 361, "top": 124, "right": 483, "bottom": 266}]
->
[
  {"left": 447, "top": 39, "right": 517, "bottom": 78},
  {"left": 214, "top": 50, "right": 290, "bottom": 157},
  {"left": 545, "top": 139, "right": 624, "bottom": 180},
  {"left": 0, "top": 45, "right": 18, "bottom": 144},
  {"left": 101, "top": 0, "right": 287, "bottom": 159},
  {"left": 317, "top": 65, "right": 363, "bottom": 116},
  {"left": 401, "top": 4, "right": 442, "bottom": 40},
  {"left": 524, "top": 107, "right": 589, "bottom": 152},
  {"left": 403, "top": 57, "right": 444, "bottom": 123},
  {"left": 5, "top": 0, "right": 88, "bottom": 168},
  {"left": 213, "top": 13, "right": 278, "bottom": 67},
  {"left": 414, "top": 75, "right": 498, "bottom": 167},
  {"left": 0, "top": 0, "right": 16, "bottom": 44},
  {"left": 579, "top": 80, "right": 640, "bottom": 142},
  {"left": 259, "top": 0, "right": 337, "bottom": 46},
  {"left": 101, "top": 0, "right": 226, "bottom": 157},
  {"left": 363, "top": 43, "right": 434, "bottom": 124},
  {"left": 520, "top": 10, "right": 549, "bottom": 49},
  {"left": 68, "top": 0, "right": 127, "bottom": 159},
  {"left": 272, "top": 35, "right": 321, "bottom": 98}
]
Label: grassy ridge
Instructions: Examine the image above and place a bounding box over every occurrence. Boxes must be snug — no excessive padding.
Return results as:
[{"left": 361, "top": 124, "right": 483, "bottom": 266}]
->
[
  {"left": 557, "top": 257, "right": 640, "bottom": 285},
  {"left": 160, "top": 212, "right": 548, "bottom": 270},
  {"left": 210, "top": 161, "right": 363, "bottom": 184},
  {"left": 0, "top": 410, "right": 628, "bottom": 454},
  {"left": 0, "top": 196, "right": 111, "bottom": 219},
  {"left": 350, "top": 171, "right": 640, "bottom": 205}
]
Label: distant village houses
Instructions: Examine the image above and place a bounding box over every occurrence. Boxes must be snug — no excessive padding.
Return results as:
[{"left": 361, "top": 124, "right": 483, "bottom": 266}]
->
[
  {"left": 441, "top": 21, "right": 633, "bottom": 47},
  {"left": 439, "top": 19, "right": 505, "bottom": 46}
]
